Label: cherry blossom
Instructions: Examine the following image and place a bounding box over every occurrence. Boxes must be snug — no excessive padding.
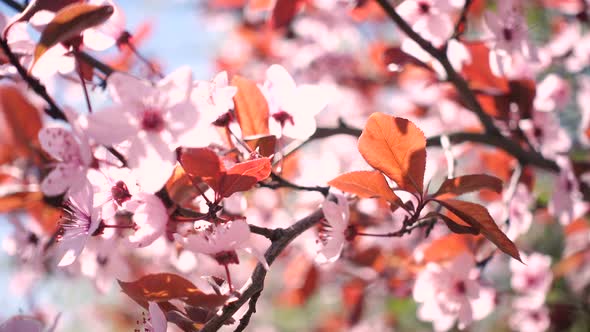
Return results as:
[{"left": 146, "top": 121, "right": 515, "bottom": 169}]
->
[
  {"left": 146, "top": 302, "right": 167, "bottom": 332},
  {"left": 124, "top": 193, "right": 168, "bottom": 248},
  {"left": 316, "top": 193, "right": 350, "bottom": 264},
  {"left": 413, "top": 253, "right": 495, "bottom": 331},
  {"left": 395, "top": 0, "right": 464, "bottom": 47},
  {"left": 260, "top": 64, "right": 331, "bottom": 140},
  {"left": 534, "top": 74, "right": 571, "bottom": 112},
  {"left": 509, "top": 301, "right": 550, "bottom": 332},
  {"left": 86, "top": 67, "right": 198, "bottom": 192},
  {"left": 549, "top": 158, "right": 587, "bottom": 226},
  {"left": 52, "top": 183, "right": 100, "bottom": 267},
  {"left": 483, "top": 0, "right": 538, "bottom": 76},
  {"left": 88, "top": 167, "right": 140, "bottom": 221},
  {"left": 175, "top": 219, "right": 269, "bottom": 270},
  {"left": 510, "top": 253, "right": 553, "bottom": 297},
  {"left": 192, "top": 71, "right": 238, "bottom": 121}
]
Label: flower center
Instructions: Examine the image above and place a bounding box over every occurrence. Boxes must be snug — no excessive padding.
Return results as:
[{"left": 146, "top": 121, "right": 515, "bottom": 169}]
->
[
  {"left": 454, "top": 280, "right": 467, "bottom": 295},
  {"left": 503, "top": 28, "right": 513, "bottom": 42},
  {"left": 272, "top": 111, "right": 295, "bottom": 128},
  {"left": 214, "top": 250, "right": 240, "bottom": 265},
  {"left": 111, "top": 180, "right": 132, "bottom": 205},
  {"left": 141, "top": 109, "right": 165, "bottom": 132},
  {"left": 418, "top": 1, "right": 430, "bottom": 14}
]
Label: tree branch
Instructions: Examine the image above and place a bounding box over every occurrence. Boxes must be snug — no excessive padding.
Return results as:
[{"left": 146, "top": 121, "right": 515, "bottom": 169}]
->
[
  {"left": 200, "top": 209, "right": 324, "bottom": 332},
  {"left": 373, "top": 0, "right": 501, "bottom": 137}
]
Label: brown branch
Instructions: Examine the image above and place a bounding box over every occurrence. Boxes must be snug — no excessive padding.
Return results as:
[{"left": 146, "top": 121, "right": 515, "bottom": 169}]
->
[
  {"left": 200, "top": 209, "right": 324, "bottom": 332},
  {"left": 449, "top": 0, "right": 473, "bottom": 41},
  {"left": 373, "top": 0, "right": 501, "bottom": 137}
]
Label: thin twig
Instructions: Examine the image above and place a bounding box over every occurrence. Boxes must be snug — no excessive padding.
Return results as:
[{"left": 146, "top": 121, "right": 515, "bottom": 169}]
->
[{"left": 259, "top": 173, "right": 330, "bottom": 196}]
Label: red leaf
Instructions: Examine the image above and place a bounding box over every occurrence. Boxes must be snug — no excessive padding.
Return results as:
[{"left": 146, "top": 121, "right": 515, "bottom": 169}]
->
[
  {"left": 434, "top": 212, "right": 481, "bottom": 235},
  {"left": 0, "top": 85, "right": 42, "bottom": 164},
  {"left": 2, "top": 0, "right": 82, "bottom": 38},
  {"left": 434, "top": 174, "right": 503, "bottom": 199},
  {"left": 436, "top": 199, "right": 521, "bottom": 262},
  {"left": 232, "top": 75, "right": 270, "bottom": 137},
  {"left": 244, "top": 134, "right": 277, "bottom": 157},
  {"left": 118, "top": 273, "right": 228, "bottom": 309},
  {"left": 31, "top": 4, "right": 114, "bottom": 70},
  {"left": 328, "top": 170, "right": 400, "bottom": 203},
  {"left": 358, "top": 113, "right": 426, "bottom": 193},
  {"left": 269, "top": 0, "right": 302, "bottom": 29},
  {"left": 179, "top": 147, "right": 224, "bottom": 191},
  {"left": 219, "top": 157, "right": 272, "bottom": 198}
]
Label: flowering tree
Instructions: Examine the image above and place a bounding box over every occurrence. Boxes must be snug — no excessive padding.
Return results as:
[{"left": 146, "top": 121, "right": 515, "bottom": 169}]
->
[{"left": 1, "top": 0, "right": 590, "bottom": 331}]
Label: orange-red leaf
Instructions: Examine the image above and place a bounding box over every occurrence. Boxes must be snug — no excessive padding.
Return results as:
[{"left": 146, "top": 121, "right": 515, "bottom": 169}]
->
[
  {"left": 0, "top": 191, "right": 43, "bottom": 213},
  {"left": 436, "top": 199, "right": 521, "bottom": 262},
  {"left": 244, "top": 134, "right": 277, "bottom": 157},
  {"left": 435, "top": 212, "right": 480, "bottom": 235},
  {"left": 0, "top": 85, "right": 42, "bottom": 164},
  {"left": 328, "top": 170, "right": 400, "bottom": 203},
  {"left": 220, "top": 157, "right": 272, "bottom": 197},
  {"left": 421, "top": 233, "right": 474, "bottom": 263},
  {"left": 358, "top": 113, "right": 426, "bottom": 193},
  {"left": 232, "top": 75, "right": 270, "bottom": 137},
  {"left": 118, "top": 273, "right": 227, "bottom": 309},
  {"left": 269, "top": 0, "right": 302, "bottom": 29},
  {"left": 179, "top": 147, "right": 224, "bottom": 191},
  {"left": 434, "top": 174, "right": 503, "bottom": 199},
  {"left": 31, "top": 4, "right": 114, "bottom": 71}
]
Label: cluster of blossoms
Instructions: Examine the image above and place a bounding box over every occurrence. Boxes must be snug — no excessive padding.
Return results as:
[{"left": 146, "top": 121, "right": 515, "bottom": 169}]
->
[{"left": 2, "top": 0, "right": 590, "bottom": 331}]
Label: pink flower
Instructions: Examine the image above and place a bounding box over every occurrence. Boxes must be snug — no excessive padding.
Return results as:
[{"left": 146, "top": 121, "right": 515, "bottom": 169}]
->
[
  {"left": 520, "top": 111, "right": 571, "bottom": 159},
  {"left": 534, "top": 74, "right": 571, "bottom": 112},
  {"left": 260, "top": 64, "right": 330, "bottom": 140},
  {"left": 483, "top": 0, "right": 537, "bottom": 76},
  {"left": 79, "top": 238, "right": 131, "bottom": 293},
  {"left": 510, "top": 253, "right": 552, "bottom": 296},
  {"left": 316, "top": 193, "right": 350, "bottom": 264},
  {"left": 125, "top": 193, "right": 168, "bottom": 248},
  {"left": 549, "top": 158, "right": 587, "bottom": 225},
  {"left": 0, "top": 316, "right": 42, "bottom": 332},
  {"left": 175, "top": 219, "right": 268, "bottom": 269},
  {"left": 53, "top": 183, "right": 100, "bottom": 267},
  {"left": 509, "top": 303, "right": 550, "bottom": 332},
  {"left": 88, "top": 167, "right": 140, "bottom": 221},
  {"left": 86, "top": 67, "right": 198, "bottom": 192},
  {"left": 396, "top": 0, "right": 464, "bottom": 47},
  {"left": 413, "top": 253, "right": 495, "bottom": 331},
  {"left": 192, "top": 71, "right": 238, "bottom": 122},
  {"left": 38, "top": 125, "right": 93, "bottom": 197}
]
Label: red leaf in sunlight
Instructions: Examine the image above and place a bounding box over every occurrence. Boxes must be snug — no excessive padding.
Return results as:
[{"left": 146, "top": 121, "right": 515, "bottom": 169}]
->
[
  {"left": 179, "top": 147, "right": 224, "bottom": 192},
  {"left": 434, "top": 174, "right": 503, "bottom": 199},
  {"left": 436, "top": 199, "right": 522, "bottom": 262},
  {"left": 328, "top": 170, "right": 400, "bottom": 204},
  {"left": 421, "top": 233, "right": 474, "bottom": 263},
  {"left": 358, "top": 113, "right": 426, "bottom": 193},
  {"left": 232, "top": 75, "right": 270, "bottom": 137},
  {"left": 219, "top": 157, "right": 272, "bottom": 198},
  {"left": 118, "top": 273, "right": 228, "bottom": 309}
]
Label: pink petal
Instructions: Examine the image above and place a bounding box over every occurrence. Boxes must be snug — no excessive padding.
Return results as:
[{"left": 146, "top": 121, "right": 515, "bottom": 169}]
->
[
  {"left": 41, "top": 164, "right": 79, "bottom": 196},
  {"left": 0, "top": 316, "right": 42, "bottom": 332},
  {"left": 126, "top": 135, "right": 176, "bottom": 192},
  {"left": 158, "top": 66, "right": 193, "bottom": 107},
  {"left": 108, "top": 72, "right": 154, "bottom": 105},
  {"left": 86, "top": 106, "right": 136, "bottom": 145},
  {"left": 128, "top": 193, "right": 167, "bottom": 248},
  {"left": 148, "top": 302, "right": 167, "bottom": 332},
  {"left": 39, "top": 127, "right": 81, "bottom": 162}
]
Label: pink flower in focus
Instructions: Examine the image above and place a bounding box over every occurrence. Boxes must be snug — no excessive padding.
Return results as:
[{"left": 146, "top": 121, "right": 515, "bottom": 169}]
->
[
  {"left": 146, "top": 302, "right": 167, "bottom": 332},
  {"left": 483, "top": 0, "right": 537, "bottom": 76},
  {"left": 192, "top": 71, "right": 238, "bottom": 122},
  {"left": 53, "top": 183, "right": 100, "bottom": 267},
  {"left": 316, "top": 193, "right": 350, "bottom": 264},
  {"left": 413, "top": 253, "right": 495, "bottom": 331},
  {"left": 396, "top": 0, "right": 464, "bottom": 47},
  {"left": 260, "top": 64, "right": 330, "bottom": 140},
  {"left": 86, "top": 67, "right": 198, "bottom": 192},
  {"left": 124, "top": 193, "right": 168, "bottom": 248},
  {"left": 534, "top": 74, "right": 571, "bottom": 112},
  {"left": 510, "top": 253, "right": 552, "bottom": 296},
  {"left": 175, "top": 219, "right": 269, "bottom": 269},
  {"left": 88, "top": 167, "right": 140, "bottom": 221},
  {"left": 38, "top": 125, "right": 93, "bottom": 197}
]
